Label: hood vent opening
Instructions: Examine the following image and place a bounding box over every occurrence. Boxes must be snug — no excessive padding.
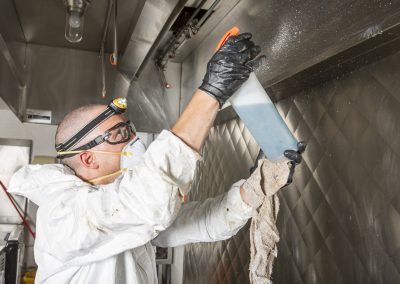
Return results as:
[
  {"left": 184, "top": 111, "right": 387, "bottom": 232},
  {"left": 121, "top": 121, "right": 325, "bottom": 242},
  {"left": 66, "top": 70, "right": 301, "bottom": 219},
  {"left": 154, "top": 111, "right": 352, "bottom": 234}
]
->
[
  {"left": 156, "top": 3, "right": 216, "bottom": 69},
  {"left": 170, "top": 7, "right": 209, "bottom": 33}
]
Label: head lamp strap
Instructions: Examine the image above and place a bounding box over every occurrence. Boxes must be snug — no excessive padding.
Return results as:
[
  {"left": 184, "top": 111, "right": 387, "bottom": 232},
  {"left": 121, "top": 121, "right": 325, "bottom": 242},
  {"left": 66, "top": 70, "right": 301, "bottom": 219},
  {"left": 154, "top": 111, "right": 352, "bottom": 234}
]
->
[
  {"left": 57, "top": 150, "right": 133, "bottom": 156},
  {"left": 55, "top": 98, "right": 127, "bottom": 152}
]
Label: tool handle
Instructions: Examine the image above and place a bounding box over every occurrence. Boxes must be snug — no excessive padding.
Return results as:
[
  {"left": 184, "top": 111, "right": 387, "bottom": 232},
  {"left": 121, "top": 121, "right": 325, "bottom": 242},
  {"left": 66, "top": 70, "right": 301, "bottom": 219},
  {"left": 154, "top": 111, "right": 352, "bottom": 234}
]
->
[{"left": 215, "top": 26, "right": 240, "bottom": 52}]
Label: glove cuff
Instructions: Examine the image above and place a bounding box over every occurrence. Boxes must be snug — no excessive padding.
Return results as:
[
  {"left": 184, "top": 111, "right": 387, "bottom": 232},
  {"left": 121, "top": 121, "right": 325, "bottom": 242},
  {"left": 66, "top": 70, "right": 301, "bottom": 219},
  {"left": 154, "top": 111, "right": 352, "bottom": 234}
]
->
[{"left": 199, "top": 83, "right": 228, "bottom": 108}]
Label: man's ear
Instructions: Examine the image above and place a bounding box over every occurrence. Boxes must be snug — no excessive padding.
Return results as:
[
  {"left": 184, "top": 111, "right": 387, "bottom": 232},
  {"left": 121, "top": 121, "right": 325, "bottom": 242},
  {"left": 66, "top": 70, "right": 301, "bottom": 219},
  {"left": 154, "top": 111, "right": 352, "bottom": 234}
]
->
[{"left": 79, "top": 152, "right": 99, "bottom": 169}]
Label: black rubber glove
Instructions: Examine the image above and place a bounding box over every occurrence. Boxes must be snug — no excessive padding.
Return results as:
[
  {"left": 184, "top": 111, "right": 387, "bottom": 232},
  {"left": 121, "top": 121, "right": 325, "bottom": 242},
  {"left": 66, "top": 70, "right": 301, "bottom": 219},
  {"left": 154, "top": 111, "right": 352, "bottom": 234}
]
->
[
  {"left": 283, "top": 141, "right": 306, "bottom": 186},
  {"left": 199, "top": 33, "right": 264, "bottom": 108}
]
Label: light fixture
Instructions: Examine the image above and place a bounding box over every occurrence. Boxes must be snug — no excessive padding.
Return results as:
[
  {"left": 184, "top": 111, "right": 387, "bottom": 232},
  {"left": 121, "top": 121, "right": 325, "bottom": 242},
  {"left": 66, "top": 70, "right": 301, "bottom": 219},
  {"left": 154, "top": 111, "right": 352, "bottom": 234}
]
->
[{"left": 63, "top": 0, "right": 90, "bottom": 43}]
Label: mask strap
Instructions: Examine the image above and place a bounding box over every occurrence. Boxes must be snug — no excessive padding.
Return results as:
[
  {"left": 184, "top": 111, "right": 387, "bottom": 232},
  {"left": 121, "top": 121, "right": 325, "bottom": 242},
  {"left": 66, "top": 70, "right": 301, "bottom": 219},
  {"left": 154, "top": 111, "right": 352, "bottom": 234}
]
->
[{"left": 88, "top": 168, "right": 128, "bottom": 184}]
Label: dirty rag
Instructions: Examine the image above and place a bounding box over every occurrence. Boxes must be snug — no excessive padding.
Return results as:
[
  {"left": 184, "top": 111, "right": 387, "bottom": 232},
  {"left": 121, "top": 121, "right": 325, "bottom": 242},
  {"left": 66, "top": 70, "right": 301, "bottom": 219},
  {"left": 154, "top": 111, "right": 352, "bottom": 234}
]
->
[{"left": 242, "top": 159, "right": 290, "bottom": 284}]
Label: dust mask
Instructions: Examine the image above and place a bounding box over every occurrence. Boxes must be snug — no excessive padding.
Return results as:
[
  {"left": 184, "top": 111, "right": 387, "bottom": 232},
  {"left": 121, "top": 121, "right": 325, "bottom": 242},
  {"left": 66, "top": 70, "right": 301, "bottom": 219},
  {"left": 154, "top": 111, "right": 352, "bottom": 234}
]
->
[
  {"left": 88, "top": 137, "right": 147, "bottom": 184},
  {"left": 120, "top": 137, "right": 147, "bottom": 169}
]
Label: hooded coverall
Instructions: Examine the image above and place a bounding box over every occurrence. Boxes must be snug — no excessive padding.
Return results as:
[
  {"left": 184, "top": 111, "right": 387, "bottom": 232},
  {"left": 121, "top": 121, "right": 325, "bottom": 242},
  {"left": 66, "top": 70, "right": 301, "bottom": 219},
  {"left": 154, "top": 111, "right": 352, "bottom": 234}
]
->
[{"left": 9, "top": 130, "right": 253, "bottom": 283}]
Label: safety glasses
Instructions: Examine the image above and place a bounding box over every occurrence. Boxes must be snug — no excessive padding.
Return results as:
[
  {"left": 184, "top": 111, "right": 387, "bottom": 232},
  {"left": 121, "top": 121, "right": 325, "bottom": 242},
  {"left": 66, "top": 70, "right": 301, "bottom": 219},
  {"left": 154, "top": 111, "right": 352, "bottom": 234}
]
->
[
  {"left": 57, "top": 121, "right": 136, "bottom": 159},
  {"left": 100, "top": 121, "right": 136, "bottom": 145}
]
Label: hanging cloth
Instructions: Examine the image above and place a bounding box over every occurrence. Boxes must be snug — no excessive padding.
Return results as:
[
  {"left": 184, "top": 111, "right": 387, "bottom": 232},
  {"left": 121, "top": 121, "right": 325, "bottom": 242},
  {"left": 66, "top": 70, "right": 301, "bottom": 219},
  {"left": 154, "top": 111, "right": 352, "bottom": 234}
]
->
[{"left": 242, "top": 159, "right": 289, "bottom": 284}]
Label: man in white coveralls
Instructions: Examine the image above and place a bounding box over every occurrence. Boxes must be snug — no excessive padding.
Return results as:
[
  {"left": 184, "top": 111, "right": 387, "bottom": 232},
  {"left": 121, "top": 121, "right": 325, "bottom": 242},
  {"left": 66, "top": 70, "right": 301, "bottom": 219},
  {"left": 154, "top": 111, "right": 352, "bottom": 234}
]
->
[{"left": 9, "top": 33, "right": 293, "bottom": 283}]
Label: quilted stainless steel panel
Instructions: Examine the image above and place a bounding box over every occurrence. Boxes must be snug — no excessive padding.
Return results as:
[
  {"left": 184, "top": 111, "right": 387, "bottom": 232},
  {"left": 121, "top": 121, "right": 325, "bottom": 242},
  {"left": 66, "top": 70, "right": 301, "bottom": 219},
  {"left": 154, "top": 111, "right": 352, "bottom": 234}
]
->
[
  {"left": 184, "top": 119, "right": 259, "bottom": 284},
  {"left": 183, "top": 50, "right": 400, "bottom": 283}
]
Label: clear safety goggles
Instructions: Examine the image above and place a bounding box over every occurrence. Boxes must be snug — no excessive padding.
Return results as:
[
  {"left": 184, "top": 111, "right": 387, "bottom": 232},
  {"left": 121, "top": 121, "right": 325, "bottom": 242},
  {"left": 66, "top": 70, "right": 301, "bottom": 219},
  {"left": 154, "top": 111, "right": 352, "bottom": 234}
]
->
[{"left": 57, "top": 121, "right": 136, "bottom": 159}]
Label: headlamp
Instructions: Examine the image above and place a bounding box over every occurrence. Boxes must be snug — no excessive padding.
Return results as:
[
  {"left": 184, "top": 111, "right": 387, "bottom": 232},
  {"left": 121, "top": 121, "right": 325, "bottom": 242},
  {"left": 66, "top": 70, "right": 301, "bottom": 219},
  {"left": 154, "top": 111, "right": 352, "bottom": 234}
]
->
[{"left": 109, "top": 98, "right": 127, "bottom": 114}]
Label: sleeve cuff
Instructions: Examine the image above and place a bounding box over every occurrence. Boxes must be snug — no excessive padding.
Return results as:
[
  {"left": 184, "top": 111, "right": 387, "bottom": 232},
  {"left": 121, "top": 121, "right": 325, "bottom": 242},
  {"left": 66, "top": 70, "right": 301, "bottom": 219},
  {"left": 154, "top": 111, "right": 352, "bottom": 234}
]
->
[{"left": 226, "top": 179, "right": 253, "bottom": 220}]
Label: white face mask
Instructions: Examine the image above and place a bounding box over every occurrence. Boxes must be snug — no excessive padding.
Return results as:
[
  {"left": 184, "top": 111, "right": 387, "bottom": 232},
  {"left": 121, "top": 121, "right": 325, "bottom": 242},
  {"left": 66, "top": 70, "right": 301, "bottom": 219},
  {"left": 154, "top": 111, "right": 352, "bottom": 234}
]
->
[
  {"left": 83, "top": 137, "right": 146, "bottom": 184},
  {"left": 120, "top": 137, "right": 147, "bottom": 169}
]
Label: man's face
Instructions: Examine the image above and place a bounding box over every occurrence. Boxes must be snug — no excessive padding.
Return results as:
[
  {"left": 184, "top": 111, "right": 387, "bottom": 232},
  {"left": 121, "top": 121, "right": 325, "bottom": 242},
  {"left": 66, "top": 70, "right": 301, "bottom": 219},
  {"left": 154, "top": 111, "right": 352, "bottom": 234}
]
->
[{"left": 85, "top": 114, "right": 135, "bottom": 184}]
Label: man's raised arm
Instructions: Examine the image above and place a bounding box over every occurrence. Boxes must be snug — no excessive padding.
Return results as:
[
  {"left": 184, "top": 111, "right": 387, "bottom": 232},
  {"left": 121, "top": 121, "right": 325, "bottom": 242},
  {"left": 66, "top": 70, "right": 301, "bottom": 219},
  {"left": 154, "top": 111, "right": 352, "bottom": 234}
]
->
[{"left": 171, "top": 33, "right": 262, "bottom": 152}]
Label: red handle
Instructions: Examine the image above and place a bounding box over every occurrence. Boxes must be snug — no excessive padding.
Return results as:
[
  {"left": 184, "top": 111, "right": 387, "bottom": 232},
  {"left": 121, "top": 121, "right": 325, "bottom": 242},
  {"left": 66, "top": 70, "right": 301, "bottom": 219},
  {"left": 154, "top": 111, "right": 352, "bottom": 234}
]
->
[{"left": 0, "top": 180, "right": 36, "bottom": 239}]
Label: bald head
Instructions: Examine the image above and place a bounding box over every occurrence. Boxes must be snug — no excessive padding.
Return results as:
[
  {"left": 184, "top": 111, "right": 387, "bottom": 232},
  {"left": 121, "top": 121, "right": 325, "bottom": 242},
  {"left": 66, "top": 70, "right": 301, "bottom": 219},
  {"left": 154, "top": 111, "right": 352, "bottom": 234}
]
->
[
  {"left": 55, "top": 104, "right": 130, "bottom": 183},
  {"left": 55, "top": 104, "right": 107, "bottom": 146},
  {"left": 56, "top": 104, "right": 110, "bottom": 169}
]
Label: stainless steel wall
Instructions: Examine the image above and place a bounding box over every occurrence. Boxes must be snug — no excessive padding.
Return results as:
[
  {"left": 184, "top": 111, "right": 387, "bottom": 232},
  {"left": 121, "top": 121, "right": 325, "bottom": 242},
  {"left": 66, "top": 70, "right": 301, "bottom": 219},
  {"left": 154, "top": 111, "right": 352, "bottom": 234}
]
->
[
  {"left": 25, "top": 44, "right": 129, "bottom": 123},
  {"left": 183, "top": 46, "right": 400, "bottom": 284},
  {"left": 184, "top": 119, "right": 259, "bottom": 283},
  {"left": 273, "top": 50, "right": 400, "bottom": 284},
  {"left": 0, "top": 43, "right": 21, "bottom": 116}
]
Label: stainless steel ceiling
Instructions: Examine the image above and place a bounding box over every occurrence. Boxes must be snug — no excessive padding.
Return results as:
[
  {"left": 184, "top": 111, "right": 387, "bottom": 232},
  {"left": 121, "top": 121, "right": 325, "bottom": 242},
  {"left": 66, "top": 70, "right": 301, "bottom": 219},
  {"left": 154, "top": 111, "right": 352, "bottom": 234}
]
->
[
  {"left": 0, "top": 0, "right": 25, "bottom": 43},
  {"left": 12, "top": 0, "right": 144, "bottom": 53},
  {"left": 2, "top": 0, "right": 400, "bottom": 133},
  {"left": 179, "top": 0, "right": 400, "bottom": 111},
  {"left": 0, "top": 0, "right": 186, "bottom": 129}
]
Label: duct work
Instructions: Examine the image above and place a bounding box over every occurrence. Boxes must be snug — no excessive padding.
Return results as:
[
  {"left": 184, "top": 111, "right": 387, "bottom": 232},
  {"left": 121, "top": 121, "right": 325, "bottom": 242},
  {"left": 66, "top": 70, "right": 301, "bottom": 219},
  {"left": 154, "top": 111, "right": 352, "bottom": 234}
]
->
[{"left": 1, "top": 0, "right": 400, "bottom": 283}]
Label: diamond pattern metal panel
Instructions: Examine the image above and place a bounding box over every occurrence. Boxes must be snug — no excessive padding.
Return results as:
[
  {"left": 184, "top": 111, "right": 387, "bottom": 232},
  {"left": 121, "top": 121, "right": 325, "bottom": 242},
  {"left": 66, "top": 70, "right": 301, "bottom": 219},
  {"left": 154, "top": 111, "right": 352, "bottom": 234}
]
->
[
  {"left": 274, "top": 51, "right": 400, "bottom": 284},
  {"left": 183, "top": 51, "right": 400, "bottom": 284},
  {"left": 183, "top": 119, "right": 259, "bottom": 284}
]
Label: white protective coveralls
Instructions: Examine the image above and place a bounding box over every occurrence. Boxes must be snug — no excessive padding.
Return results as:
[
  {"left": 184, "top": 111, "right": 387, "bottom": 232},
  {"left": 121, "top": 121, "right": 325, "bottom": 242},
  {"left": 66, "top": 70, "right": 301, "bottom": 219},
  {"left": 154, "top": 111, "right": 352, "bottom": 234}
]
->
[{"left": 9, "top": 130, "right": 253, "bottom": 284}]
